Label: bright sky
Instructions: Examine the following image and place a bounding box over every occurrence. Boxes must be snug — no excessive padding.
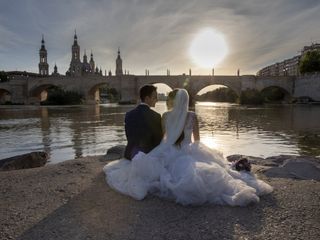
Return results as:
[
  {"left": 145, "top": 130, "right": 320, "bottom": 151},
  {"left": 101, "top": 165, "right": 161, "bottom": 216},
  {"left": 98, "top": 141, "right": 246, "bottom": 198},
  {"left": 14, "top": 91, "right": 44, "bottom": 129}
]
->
[{"left": 1, "top": 0, "right": 320, "bottom": 78}]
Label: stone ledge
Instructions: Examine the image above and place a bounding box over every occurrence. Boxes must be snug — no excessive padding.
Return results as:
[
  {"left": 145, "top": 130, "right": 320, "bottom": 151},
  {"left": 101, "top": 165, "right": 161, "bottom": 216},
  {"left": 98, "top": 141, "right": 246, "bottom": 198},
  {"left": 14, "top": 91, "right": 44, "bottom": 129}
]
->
[{"left": 0, "top": 151, "right": 48, "bottom": 171}]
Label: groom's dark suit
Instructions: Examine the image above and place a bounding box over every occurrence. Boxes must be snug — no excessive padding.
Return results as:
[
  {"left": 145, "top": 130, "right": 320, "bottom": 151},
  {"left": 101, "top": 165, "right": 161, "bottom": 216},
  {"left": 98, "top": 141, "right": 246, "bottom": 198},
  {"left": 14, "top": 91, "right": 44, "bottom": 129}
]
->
[{"left": 124, "top": 104, "right": 163, "bottom": 160}]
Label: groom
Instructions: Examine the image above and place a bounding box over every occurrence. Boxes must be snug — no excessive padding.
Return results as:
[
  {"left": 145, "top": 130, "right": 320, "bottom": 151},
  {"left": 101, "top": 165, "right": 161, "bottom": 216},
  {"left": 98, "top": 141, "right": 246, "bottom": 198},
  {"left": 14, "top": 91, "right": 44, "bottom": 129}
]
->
[{"left": 124, "top": 85, "right": 163, "bottom": 160}]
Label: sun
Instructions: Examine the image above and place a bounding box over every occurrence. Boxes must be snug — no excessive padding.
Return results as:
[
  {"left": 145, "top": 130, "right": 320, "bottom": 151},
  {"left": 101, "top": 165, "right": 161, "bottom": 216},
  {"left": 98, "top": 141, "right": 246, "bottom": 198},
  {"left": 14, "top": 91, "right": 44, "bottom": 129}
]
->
[{"left": 189, "top": 28, "right": 228, "bottom": 68}]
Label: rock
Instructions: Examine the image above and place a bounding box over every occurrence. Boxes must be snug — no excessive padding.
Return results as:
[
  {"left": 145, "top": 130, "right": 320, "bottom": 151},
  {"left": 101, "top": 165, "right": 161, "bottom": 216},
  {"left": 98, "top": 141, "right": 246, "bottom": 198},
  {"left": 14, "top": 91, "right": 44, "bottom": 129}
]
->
[
  {"left": 266, "top": 155, "right": 320, "bottom": 165},
  {"left": 226, "top": 154, "right": 243, "bottom": 162},
  {"left": 263, "top": 159, "right": 320, "bottom": 181},
  {"left": 0, "top": 152, "right": 48, "bottom": 171},
  {"left": 226, "top": 154, "right": 265, "bottom": 164},
  {"left": 228, "top": 154, "right": 320, "bottom": 181},
  {"left": 103, "top": 145, "right": 126, "bottom": 161}
]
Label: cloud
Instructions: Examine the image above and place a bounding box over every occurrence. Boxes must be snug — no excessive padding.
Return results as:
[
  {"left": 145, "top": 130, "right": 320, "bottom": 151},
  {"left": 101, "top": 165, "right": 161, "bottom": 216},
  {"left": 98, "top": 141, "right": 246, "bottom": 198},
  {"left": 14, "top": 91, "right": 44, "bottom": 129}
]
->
[{"left": 0, "top": 0, "right": 319, "bottom": 75}]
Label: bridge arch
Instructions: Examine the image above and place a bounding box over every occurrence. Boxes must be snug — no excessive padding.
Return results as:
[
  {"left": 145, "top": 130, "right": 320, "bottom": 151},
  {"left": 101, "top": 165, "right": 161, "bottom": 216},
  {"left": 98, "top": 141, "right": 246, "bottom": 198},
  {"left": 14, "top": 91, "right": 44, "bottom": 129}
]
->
[
  {"left": 195, "top": 84, "right": 239, "bottom": 103},
  {"left": 260, "top": 85, "right": 292, "bottom": 102},
  {"left": 255, "top": 76, "right": 293, "bottom": 94},
  {"left": 152, "top": 82, "right": 173, "bottom": 90},
  {"left": 87, "top": 82, "right": 113, "bottom": 104},
  {"left": 186, "top": 77, "right": 241, "bottom": 106},
  {"left": 0, "top": 88, "right": 12, "bottom": 104},
  {"left": 29, "top": 84, "right": 61, "bottom": 102},
  {"left": 196, "top": 84, "right": 240, "bottom": 96},
  {"left": 189, "top": 79, "right": 241, "bottom": 97},
  {"left": 134, "top": 76, "right": 183, "bottom": 91}
]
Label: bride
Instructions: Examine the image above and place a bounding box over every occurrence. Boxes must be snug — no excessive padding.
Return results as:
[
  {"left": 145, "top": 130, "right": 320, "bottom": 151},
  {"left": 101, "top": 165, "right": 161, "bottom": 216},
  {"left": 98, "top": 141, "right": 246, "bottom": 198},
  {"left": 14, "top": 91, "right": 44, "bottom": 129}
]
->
[{"left": 103, "top": 88, "right": 273, "bottom": 206}]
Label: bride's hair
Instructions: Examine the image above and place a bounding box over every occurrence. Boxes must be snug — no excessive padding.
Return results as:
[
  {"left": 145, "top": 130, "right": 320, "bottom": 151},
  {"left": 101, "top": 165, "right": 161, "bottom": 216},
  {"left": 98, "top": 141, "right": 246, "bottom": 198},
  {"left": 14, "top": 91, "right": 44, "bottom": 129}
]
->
[
  {"left": 167, "top": 89, "right": 185, "bottom": 147},
  {"left": 167, "top": 89, "right": 178, "bottom": 109}
]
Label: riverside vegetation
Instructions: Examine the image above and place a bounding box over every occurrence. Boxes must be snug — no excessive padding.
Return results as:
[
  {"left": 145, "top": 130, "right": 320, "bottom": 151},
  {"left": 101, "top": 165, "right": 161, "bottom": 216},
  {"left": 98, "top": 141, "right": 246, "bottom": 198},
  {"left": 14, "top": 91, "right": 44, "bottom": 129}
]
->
[{"left": 196, "top": 87, "right": 289, "bottom": 104}]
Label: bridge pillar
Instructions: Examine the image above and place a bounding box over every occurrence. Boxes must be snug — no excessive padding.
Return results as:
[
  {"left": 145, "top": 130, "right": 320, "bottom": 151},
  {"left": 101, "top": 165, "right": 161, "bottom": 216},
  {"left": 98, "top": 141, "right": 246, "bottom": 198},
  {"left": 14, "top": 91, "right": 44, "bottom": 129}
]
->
[
  {"left": 118, "top": 75, "right": 139, "bottom": 104},
  {"left": 240, "top": 75, "right": 256, "bottom": 91},
  {"left": 186, "top": 90, "right": 196, "bottom": 107},
  {"left": 27, "top": 97, "right": 41, "bottom": 105},
  {"left": 294, "top": 74, "right": 320, "bottom": 101},
  {"left": 10, "top": 85, "right": 28, "bottom": 104}
]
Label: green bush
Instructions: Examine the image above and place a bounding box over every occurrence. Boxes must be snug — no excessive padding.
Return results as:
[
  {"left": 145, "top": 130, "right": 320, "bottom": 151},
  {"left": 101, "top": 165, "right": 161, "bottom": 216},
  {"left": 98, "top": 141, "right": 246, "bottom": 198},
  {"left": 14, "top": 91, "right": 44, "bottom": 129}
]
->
[
  {"left": 0, "top": 71, "right": 9, "bottom": 82},
  {"left": 299, "top": 50, "right": 320, "bottom": 74},
  {"left": 99, "top": 87, "right": 119, "bottom": 102},
  {"left": 261, "top": 88, "right": 286, "bottom": 102},
  {"left": 197, "top": 87, "right": 238, "bottom": 102}
]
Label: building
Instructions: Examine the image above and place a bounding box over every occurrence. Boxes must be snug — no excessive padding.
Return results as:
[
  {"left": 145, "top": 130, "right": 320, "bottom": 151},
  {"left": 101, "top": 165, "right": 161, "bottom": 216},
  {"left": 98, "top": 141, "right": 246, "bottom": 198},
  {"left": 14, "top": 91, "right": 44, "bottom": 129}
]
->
[
  {"left": 115, "top": 48, "right": 123, "bottom": 76},
  {"left": 301, "top": 43, "right": 320, "bottom": 55},
  {"left": 36, "top": 31, "right": 124, "bottom": 77},
  {"left": 52, "top": 64, "right": 59, "bottom": 76},
  {"left": 38, "top": 35, "right": 49, "bottom": 76},
  {"left": 257, "top": 43, "right": 320, "bottom": 76},
  {"left": 65, "top": 31, "right": 102, "bottom": 77}
]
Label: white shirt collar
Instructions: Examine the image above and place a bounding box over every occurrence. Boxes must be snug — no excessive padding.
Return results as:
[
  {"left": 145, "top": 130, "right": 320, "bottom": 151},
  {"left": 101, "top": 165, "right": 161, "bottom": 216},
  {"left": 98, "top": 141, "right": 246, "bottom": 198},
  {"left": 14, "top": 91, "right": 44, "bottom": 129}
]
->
[{"left": 139, "top": 102, "right": 150, "bottom": 107}]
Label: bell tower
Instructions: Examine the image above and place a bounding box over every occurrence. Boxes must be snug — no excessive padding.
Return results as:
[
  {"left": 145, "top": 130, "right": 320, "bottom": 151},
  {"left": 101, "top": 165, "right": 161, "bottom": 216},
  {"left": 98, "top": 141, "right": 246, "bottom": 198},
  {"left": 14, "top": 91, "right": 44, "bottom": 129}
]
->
[
  {"left": 72, "top": 31, "right": 80, "bottom": 62},
  {"left": 39, "top": 35, "right": 49, "bottom": 76},
  {"left": 89, "top": 50, "right": 95, "bottom": 73},
  {"left": 68, "top": 30, "right": 82, "bottom": 76},
  {"left": 115, "top": 48, "right": 123, "bottom": 76}
]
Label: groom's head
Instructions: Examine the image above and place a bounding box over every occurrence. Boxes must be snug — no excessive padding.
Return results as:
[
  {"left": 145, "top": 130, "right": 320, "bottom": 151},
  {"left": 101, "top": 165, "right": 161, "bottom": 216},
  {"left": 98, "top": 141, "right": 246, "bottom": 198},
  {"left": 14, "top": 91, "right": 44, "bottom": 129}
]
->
[{"left": 140, "top": 85, "right": 158, "bottom": 107}]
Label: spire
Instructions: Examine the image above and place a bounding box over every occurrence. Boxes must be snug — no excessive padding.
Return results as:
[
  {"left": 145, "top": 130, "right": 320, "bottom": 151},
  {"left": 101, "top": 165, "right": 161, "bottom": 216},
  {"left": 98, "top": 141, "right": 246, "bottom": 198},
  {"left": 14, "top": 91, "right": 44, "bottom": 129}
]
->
[
  {"left": 39, "top": 34, "right": 48, "bottom": 76},
  {"left": 89, "top": 50, "right": 95, "bottom": 73},
  {"left": 89, "top": 50, "right": 94, "bottom": 63},
  {"left": 116, "top": 47, "right": 123, "bottom": 76},
  {"left": 116, "top": 47, "right": 122, "bottom": 61},
  {"left": 73, "top": 29, "right": 78, "bottom": 46},
  {"left": 83, "top": 49, "right": 88, "bottom": 63},
  {"left": 70, "top": 30, "right": 81, "bottom": 75},
  {"left": 54, "top": 63, "right": 58, "bottom": 73},
  {"left": 40, "top": 34, "right": 46, "bottom": 50}
]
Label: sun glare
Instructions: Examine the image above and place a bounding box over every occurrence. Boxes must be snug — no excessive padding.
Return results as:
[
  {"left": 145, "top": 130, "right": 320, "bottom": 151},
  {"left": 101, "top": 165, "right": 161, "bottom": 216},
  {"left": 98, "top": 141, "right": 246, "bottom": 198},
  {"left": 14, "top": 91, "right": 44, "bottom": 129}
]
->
[
  {"left": 201, "top": 135, "right": 220, "bottom": 150},
  {"left": 189, "top": 28, "right": 228, "bottom": 68}
]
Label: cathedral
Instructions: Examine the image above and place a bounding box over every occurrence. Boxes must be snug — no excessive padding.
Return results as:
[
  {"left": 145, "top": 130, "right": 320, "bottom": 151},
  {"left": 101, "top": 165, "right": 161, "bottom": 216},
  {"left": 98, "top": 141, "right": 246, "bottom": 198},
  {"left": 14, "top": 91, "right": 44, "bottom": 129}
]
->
[{"left": 38, "top": 32, "right": 123, "bottom": 77}]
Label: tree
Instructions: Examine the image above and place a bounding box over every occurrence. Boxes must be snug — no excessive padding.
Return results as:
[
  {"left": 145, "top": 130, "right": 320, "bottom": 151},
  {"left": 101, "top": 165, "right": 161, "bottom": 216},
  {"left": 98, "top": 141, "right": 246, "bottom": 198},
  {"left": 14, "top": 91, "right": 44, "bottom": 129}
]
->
[
  {"left": 41, "top": 86, "right": 84, "bottom": 105},
  {"left": 240, "top": 89, "right": 264, "bottom": 104},
  {"left": 299, "top": 50, "right": 320, "bottom": 74},
  {"left": 0, "top": 71, "right": 8, "bottom": 82},
  {"left": 196, "top": 87, "right": 238, "bottom": 102},
  {"left": 99, "top": 86, "right": 119, "bottom": 102},
  {"left": 261, "top": 87, "right": 286, "bottom": 102}
]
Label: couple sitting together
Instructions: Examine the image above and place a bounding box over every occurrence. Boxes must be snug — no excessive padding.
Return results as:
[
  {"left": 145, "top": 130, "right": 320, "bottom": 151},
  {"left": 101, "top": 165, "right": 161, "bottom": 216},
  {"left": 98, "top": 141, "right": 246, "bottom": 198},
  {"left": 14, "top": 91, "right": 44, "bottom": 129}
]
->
[{"left": 103, "top": 85, "right": 273, "bottom": 206}]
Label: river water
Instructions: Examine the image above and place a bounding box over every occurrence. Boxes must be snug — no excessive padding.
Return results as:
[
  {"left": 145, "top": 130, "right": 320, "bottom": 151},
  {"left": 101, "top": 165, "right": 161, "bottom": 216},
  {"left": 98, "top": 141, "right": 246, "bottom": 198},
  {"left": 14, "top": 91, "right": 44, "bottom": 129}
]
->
[{"left": 1, "top": 102, "right": 320, "bottom": 164}]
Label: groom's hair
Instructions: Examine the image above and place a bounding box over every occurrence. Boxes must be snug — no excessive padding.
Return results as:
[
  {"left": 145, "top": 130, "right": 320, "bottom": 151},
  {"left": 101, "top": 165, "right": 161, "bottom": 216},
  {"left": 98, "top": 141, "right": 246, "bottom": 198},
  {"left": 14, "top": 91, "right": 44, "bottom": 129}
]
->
[{"left": 140, "top": 85, "right": 157, "bottom": 102}]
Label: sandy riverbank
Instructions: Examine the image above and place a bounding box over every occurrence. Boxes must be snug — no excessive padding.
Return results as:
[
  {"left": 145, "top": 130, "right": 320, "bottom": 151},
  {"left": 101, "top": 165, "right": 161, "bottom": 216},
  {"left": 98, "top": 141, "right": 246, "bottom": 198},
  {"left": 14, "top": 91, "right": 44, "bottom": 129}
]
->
[{"left": 1, "top": 155, "right": 319, "bottom": 240}]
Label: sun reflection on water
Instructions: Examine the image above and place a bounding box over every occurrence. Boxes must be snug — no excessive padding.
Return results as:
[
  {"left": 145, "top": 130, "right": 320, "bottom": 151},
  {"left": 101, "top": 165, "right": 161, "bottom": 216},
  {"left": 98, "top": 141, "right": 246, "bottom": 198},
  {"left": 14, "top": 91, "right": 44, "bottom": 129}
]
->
[
  {"left": 201, "top": 135, "right": 220, "bottom": 150},
  {"left": 1, "top": 102, "right": 320, "bottom": 163}
]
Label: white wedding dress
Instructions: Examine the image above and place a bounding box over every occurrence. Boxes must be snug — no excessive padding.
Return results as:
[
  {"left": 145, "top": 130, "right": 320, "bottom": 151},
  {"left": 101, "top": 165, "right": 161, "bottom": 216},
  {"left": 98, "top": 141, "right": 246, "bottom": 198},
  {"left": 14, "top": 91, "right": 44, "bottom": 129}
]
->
[{"left": 103, "top": 90, "right": 273, "bottom": 206}]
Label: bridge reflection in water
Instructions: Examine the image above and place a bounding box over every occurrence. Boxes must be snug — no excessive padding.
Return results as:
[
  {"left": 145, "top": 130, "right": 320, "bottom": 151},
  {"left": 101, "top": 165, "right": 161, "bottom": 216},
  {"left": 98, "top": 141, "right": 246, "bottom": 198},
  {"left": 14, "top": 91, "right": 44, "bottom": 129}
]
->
[{"left": 0, "top": 102, "right": 319, "bottom": 163}]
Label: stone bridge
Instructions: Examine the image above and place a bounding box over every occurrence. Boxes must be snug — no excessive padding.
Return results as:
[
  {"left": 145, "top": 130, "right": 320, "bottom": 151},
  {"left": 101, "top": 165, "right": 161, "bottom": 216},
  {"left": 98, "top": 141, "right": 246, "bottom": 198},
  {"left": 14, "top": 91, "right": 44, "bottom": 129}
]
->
[{"left": 0, "top": 73, "right": 319, "bottom": 104}]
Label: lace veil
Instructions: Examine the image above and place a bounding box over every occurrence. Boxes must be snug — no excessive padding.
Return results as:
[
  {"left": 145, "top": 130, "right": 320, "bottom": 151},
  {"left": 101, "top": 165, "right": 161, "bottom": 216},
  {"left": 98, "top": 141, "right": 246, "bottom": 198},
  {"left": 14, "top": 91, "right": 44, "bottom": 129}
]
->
[
  {"left": 148, "top": 89, "right": 189, "bottom": 157},
  {"left": 164, "top": 89, "right": 189, "bottom": 145}
]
